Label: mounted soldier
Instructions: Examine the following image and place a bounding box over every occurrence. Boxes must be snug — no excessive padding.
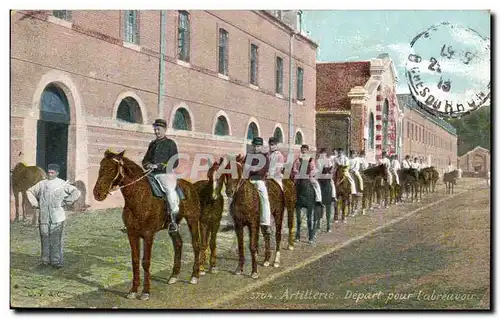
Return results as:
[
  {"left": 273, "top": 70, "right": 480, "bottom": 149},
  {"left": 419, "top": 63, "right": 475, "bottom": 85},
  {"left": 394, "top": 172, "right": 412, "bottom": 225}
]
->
[
  {"left": 378, "top": 151, "right": 393, "bottom": 186},
  {"left": 349, "top": 150, "right": 364, "bottom": 194},
  {"left": 267, "top": 137, "right": 285, "bottom": 190},
  {"left": 359, "top": 150, "right": 369, "bottom": 171},
  {"left": 402, "top": 155, "right": 412, "bottom": 169},
  {"left": 412, "top": 157, "right": 421, "bottom": 171},
  {"left": 334, "top": 148, "right": 356, "bottom": 195},
  {"left": 142, "top": 118, "right": 180, "bottom": 233},
  {"left": 390, "top": 154, "right": 401, "bottom": 186}
]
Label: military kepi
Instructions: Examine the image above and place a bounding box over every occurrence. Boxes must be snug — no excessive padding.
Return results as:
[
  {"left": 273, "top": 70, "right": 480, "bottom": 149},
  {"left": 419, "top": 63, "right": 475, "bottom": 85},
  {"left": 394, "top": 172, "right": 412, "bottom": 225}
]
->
[
  {"left": 252, "top": 137, "right": 264, "bottom": 146},
  {"left": 152, "top": 118, "right": 167, "bottom": 128},
  {"left": 47, "top": 164, "right": 60, "bottom": 173}
]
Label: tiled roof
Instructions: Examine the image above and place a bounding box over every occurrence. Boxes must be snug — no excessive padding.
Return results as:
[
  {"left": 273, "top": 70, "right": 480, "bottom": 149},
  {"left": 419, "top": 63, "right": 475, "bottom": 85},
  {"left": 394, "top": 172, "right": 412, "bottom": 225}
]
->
[
  {"left": 316, "top": 62, "right": 371, "bottom": 111},
  {"left": 397, "top": 94, "right": 458, "bottom": 135}
]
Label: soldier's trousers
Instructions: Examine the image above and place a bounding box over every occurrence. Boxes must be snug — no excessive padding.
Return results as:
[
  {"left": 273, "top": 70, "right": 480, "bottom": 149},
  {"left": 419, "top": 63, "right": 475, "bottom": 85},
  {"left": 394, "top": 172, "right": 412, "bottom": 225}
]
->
[{"left": 39, "top": 221, "right": 64, "bottom": 266}]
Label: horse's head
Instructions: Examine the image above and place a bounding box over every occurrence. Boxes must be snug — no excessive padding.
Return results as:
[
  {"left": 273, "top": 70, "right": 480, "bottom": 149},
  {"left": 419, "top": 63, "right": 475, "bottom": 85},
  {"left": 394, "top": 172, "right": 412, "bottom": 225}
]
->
[
  {"left": 207, "top": 157, "right": 224, "bottom": 200},
  {"left": 335, "top": 164, "right": 349, "bottom": 182},
  {"left": 220, "top": 154, "right": 243, "bottom": 199},
  {"left": 93, "top": 150, "right": 126, "bottom": 201}
]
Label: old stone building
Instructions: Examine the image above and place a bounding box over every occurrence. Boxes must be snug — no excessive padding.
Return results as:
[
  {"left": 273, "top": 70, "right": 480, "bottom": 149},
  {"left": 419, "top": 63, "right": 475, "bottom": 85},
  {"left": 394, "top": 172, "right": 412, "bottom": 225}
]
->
[
  {"left": 458, "top": 146, "right": 490, "bottom": 177},
  {"left": 398, "top": 94, "right": 458, "bottom": 174},
  {"left": 315, "top": 54, "right": 403, "bottom": 163},
  {"left": 10, "top": 10, "right": 318, "bottom": 211}
]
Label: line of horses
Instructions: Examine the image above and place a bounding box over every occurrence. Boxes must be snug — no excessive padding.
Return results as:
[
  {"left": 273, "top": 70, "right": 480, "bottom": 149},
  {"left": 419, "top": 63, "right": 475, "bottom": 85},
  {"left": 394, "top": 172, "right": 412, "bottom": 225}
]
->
[{"left": 88, "top": 150, "right": 460, "bottom": 301}]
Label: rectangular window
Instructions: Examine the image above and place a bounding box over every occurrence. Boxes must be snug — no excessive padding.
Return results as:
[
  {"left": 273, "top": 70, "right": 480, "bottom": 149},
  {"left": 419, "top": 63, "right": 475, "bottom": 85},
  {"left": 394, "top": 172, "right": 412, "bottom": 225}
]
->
[
  {"left": 407, "top": 121, "right": 410, "bottom": 138},
  {"left": 124, "top": 10, "right": 139, "bottom": 44},
  {"left": 297, "top": 67, "right": 304, "bottom": 100},
  {"left": 250, "top": 44, "right": 258, "bottom": 85},
  {"left": 411, "top": 123, "right": 414, "bottom": 140},
  {"left": 276, "top": 57, "right": 283, "bottom": 94},
  {"left": 178, "top": 11, "right": 190, "bottom": 62},
  {"left": 53, "top": 10, "right": 72, "bottom": 21},
  {"left": 218, "top": 28, "right": 229, "bottom": 75}
]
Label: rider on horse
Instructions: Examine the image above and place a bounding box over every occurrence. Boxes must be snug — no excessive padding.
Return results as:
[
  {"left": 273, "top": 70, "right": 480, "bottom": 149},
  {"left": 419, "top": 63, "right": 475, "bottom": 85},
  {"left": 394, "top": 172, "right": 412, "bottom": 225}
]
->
[
  {"left": 349, "top": 150, "right": 364, "bottom": 193},
  {"left": 142, "top": 118, "right": 180, "bottom": 232},
  {"left": 244, "top": 137, "right": 272, "bottom": 234},
  {"left": 334, "top": 148, "right": 356, "bottom": 195},
  {"left": 292, "top": 144, "right": 324, "bottom": 207},
  {"left": 412, "top": 157, "right": 421, "bottom": 171},
  {"left": 267, "top": 137, "right": 285, "bottom": 190},
  {"left": 390, "top": 154, "right": 401, "bottom": 185},
  {"left": 402, "top": 155, "right": 412, "bottom": 169},
  {"left": 359, "top": 150, "right": 369, "bottom": 171},
  {"left": 378, "top": 151, "right": 393, "bottom": 186}
]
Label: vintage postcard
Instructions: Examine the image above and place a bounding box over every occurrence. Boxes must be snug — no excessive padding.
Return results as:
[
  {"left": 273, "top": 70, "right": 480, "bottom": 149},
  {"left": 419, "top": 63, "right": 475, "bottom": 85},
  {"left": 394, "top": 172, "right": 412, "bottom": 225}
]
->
[{"left": 9, "top": 7, "right": 491, "bottom": 310}]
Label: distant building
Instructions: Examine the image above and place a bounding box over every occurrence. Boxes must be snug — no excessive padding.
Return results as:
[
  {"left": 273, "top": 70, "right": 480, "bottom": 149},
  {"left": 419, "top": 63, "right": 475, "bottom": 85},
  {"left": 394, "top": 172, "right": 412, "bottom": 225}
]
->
[
  {"left": 398, "top": 94, "right": 458, "bottom": 174},
  {"left": 10, "top": 10, "right": 318, "bottom": 211},
  {"left": 458, "top": 146, "right": 490, "bottom": 177},
  {"left": 315, "top": 54, "right": 403, "bottom": 163}
]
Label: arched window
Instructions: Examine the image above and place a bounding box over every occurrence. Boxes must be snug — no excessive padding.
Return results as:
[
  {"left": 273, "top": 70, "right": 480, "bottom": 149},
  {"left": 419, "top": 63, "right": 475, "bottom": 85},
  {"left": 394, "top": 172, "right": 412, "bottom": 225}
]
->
[
  {"left": 214, "top": 115, "right": 229, "bottom": 136},
  {"left": 273, "top": 127, "right": 284, "bottom": 143},
  {"left": 40, "top": 84, "right": 70, "bottom": 123},
  {"left": 173, "top": 107, "right": 192, "bottom": 131},
  {"left": 369, "top": 112, "right": 375, "bottom": 149},
  {"left": 295, "top": 131, "right": 303, "bottom": 145},
  {"left": 382, "top": 100, "right": 389, "bottom": 149},
  {"left": 247, "top": 122, "right": 259, "bottom": 141},
  {"left": 117, "top": 97, "right": 143, "bottom": 124}
]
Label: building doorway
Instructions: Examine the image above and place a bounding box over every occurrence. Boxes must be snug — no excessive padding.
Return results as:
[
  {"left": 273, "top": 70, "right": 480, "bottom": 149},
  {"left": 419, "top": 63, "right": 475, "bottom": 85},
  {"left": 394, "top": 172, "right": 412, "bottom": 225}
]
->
[{"left": 36, "top": 84, "right": 70, "bottom": 180}]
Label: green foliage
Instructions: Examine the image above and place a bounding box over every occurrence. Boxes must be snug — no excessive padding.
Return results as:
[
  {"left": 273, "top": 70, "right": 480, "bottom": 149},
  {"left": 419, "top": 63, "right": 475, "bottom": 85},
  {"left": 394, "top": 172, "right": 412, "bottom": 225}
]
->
[{"left": 447, "top": 106, "right": 490, "bottom": 156}]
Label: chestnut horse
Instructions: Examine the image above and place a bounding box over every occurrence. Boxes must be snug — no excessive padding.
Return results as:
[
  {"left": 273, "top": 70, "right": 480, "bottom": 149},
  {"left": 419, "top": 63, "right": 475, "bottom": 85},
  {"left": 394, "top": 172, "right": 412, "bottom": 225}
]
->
[
  {"left": 334, "top": 165, "right": 352, "bottom": 223},
  {"left": 194, "top": 157, "right": 225, "bottom": 275},
  {"left": 282, "top": 178, "right": 297, "bottom": 250},
  {"left": 93, "top": 150, "right": 201, "bottom": 300},
  {"left": 11, "top": 162, "right": 46, "bottom": 224},
  {"left": 361, "top": 164, "right": 388, "bottom": 212}
]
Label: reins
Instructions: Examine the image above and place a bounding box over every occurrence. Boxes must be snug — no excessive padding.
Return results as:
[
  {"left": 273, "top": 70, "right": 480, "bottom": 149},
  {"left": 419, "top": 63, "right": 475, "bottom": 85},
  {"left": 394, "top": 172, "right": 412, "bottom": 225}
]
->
[{"left": 108, "top": 158, "right": 153, "bottom": 195}]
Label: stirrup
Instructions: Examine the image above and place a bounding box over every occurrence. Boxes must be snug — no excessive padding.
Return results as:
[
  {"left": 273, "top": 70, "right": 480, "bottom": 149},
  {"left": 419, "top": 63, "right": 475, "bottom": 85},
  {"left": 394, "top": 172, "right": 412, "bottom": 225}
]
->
[{"left": 168, "top": 222, "right": 179, "bottom": 233}]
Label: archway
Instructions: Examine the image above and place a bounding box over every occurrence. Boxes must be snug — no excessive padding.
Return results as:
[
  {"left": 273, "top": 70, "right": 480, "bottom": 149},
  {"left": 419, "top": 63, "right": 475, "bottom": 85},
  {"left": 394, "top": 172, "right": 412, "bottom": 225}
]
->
[{"left": 36, "top": 84, "right": 70, "bottom": 180}]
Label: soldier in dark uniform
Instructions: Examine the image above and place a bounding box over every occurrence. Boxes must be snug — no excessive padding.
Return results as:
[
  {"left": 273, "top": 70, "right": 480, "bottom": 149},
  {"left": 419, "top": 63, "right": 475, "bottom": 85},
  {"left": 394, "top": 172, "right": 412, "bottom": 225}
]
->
[{"left": 142, "top": 118, "right": 180, "bottom": 232}]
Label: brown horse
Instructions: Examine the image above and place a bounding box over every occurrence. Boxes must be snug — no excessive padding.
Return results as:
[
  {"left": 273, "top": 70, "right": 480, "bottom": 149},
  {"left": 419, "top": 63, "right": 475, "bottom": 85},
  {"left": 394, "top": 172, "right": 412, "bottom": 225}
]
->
[
  {"left": 11, "top": 162, "right": 46, "bottom": 224},
  {"left": 443, "top": 170, "right": 459, "bottom": 194},
  {"left": 220, "top": 155, "right": 260, "bottom": 278},
  {"left": 234, "top": 155, "right": 287, "bottom": 268},
  {"left": 93, "top": 150, "right": 201, "bottom": 300},
  {"left": 400, "top": 168, "right": 419, "bottom": 202},
  {"left": 282, "top": 178, "right": 297, "bottom": 250},
  {"left": 334, "top": 165, "right": 351, "bottom": 223},
  {"left": 429, "top": 167, "right": 439, "bottom": 192},
  {"left": 194, "top": 157, "right": 225, "bottom": 276},
  {"left": 361, "top": 164, "right": 388, "bottom": 211}
]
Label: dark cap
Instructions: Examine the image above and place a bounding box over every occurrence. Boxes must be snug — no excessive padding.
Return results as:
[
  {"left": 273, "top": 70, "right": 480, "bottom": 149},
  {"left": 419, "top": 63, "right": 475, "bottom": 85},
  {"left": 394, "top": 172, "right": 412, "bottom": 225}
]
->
[
  {"left": 252, "top": 137, "right": 264, "bottom": 146},
  {"left": 301, "top": 144, "right": 309, "bottom": 150},
  {"left": 268, "top": 137, "right": 279, "bottom": 145},
  {"left": 152, "top": 118, "right": 167, "bottom": 128},
  {"left": 47, "top": 164, "right": 60, "bottom": 173}
]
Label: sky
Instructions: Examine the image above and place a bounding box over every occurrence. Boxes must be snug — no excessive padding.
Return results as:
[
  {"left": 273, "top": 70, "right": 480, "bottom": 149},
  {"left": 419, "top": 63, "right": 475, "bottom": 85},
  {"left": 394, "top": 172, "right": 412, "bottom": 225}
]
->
[{"left": 302, "top": 10, "right": 491, "bottom": 107}]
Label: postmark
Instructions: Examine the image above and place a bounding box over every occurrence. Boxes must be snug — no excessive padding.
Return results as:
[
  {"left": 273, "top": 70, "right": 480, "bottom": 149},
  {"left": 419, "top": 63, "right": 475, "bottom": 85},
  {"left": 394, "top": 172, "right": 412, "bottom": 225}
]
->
[{"left": 405, "top": 22, "right": 490, "bottom": 118}]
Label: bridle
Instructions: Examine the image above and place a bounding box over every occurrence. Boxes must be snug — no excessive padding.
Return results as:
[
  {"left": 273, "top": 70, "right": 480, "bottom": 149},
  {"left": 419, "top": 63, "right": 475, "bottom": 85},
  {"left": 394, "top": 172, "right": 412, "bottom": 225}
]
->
[{"left": 107, "top": 158, "right": 153, "bottom": 195}]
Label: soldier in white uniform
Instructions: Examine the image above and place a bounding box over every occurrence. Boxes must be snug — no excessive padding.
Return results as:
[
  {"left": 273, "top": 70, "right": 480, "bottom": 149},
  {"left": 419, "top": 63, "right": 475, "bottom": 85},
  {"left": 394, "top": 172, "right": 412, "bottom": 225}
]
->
[
  {"left": 359, "top": 150, "right": 369, "bottom": 171},
  {"left": 334, "top": 148, "right": 357, "bottom": 195},
  {"left": 402, "top": 155, "right": 412, "bottom": 169},
  {"left": 27, "top": 164, "right": 81, "bottom": 268},
  {"left": 349, "top": 150, "right": 364, "bottom": 193},
  {"left": 378, "top": 151, "right": 393, "bottom": 186},
  {"left": 316, "top": 148, "right": 336, "bottom": 200},
  {"left": 447, "top": 161, "right": 455, "bottom": 173},
  {"left": 390, "top": 154, "right": 401, "bottom": 185},
  {"left": 412, "top": 157, "right": 421, "bottom": 171}
]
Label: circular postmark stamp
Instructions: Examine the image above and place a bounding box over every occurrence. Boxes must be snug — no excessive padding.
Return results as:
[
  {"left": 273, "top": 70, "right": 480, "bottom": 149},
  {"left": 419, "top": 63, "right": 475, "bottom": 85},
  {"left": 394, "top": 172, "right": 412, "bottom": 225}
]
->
[{"left": 405, "top": 22, "right": 490, "bottom": 118}]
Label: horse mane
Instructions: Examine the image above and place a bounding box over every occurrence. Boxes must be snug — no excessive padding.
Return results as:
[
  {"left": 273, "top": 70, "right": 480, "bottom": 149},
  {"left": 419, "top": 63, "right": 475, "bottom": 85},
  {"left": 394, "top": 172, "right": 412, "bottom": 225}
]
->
[{"left": 104, "top": 149, "right": 145, "bottom": 177}]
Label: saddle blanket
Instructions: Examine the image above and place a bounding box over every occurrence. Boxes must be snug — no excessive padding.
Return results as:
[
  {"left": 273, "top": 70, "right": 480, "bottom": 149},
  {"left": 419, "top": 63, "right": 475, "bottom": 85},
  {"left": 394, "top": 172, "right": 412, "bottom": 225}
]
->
[{"left": 147, "top": 174, "right": 185, "bottom": 200}]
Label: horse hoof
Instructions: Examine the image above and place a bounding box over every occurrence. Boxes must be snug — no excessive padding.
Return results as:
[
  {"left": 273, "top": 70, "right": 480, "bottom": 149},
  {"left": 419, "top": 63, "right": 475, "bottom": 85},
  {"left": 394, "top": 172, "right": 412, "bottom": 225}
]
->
[
  {"left": 190, "top": 277, "right": 199, "bottom": 285},
  {"left": 126, "top": 292, "right": 137, "bottom": 299},
  {"left": 209, "top": 267, "right": 218, "bottom": 274},
  {"left": 234, "top": 269, "right": 243, "bottom": 276},
  {"left": 288, "top": 245, "right": 294, "bottom": 251},
  {"left": 140, "top": 293, "right": 150, "bottom": 301},
  {"left": 168, "top": 277, "right": 178, "bottom": 285},
  {"left": 343, "top": 220, "right": 347, "bottom": 224},
  {"left": 199, "top": 270, "right": 206, "bottom": 276},
  {"left": 251, "top": 272, "right": 259, "bottom": 279},
  {"left": 263, "top": 261, "right": 270, "bottom": 267},
  {"left": 362, "top": 210, "right": 366, "bottom": 215},
  {"left": 273, "top": 262, "right": 280, "bottom": 268}
]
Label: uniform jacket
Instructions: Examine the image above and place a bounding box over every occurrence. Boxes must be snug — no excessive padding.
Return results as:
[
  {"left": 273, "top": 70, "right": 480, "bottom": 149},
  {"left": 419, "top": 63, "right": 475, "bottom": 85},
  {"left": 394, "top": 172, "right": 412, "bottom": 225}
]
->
[
  {"left": 268, "top": 150, "right": 285, "bottom": 179},
  {"left": 27, "top": 178, "right": 81, "bottom": 224},
  {"left": 142, "top": 136, "right": 179, "bottom": 174},
  {"left": 244, "top": 152, "right": 270, "bottom": 181},
  {"left": 292, "top": 156, "right": 316, "bottom": 180}
]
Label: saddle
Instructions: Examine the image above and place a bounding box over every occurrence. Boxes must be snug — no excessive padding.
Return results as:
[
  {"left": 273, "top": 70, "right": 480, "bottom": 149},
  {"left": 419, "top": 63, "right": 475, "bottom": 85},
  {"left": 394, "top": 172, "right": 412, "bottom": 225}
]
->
[{"left": 147, "top": 175, "right": 185, "bottom": 200}]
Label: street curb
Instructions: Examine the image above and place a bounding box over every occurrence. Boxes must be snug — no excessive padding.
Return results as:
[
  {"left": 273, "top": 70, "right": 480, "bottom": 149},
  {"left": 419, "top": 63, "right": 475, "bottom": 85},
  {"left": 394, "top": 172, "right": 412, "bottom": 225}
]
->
[{"left": 204, "top": 186, "right": 476, "bottom": 308}]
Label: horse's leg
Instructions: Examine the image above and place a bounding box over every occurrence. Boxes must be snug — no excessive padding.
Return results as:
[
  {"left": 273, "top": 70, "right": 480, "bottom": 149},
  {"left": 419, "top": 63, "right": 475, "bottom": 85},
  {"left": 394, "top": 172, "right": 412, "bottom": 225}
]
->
[
  {"left": 249, "top": 224, "right": 259, "bottom": 279},
  {"left": 325, "top": 203, "right": 332, "bottom": 232},
  {"left": 140, "top": 232, "right": 155, "bottom": 300},
  {"left": 14, "top": 191, "right": 19, "bottom": 222},
  {"left": 187, "top": 219, "right": 201, "bottom": 284},
  {"left": 234, "top": 224, "right": 245, "bottom": 275},
  {"left": 295, "top": 207, "right": 302, "bottom": 241},
  {"left": 287, "top": 204, "right": 295, "bottom": 250},
  {"left": 261, "top": 224, "right": 271, "bottom": 267},
  {"left": 168, "top": 231, "right": 183, "bottom": 284},
  {"left": 126, "top": 233, "right": 141, "bottom": 299},
  {"left": 306, "top": 206, "right": 314, "bottom": 242},
  {"left": 333, "top": 200, "right": 339, "bottom": 222},
  {"left": 273, "top": 211, "right": 283, "bottom": 267},
  {"left": 199, "top": 221, "right": 209, "bottom": 276},
  {"left": 209, "top": 223, "right": 220, "bottom": 273}
]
